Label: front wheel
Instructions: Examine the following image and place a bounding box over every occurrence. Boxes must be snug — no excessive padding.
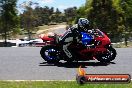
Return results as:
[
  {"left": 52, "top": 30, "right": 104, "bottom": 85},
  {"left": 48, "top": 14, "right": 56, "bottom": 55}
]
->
[
  {"left": 40, "top": 45, "right": 60, "bottom": 64},
  {"left": 96, "top": 46, "right": 117, "bottom": 63}
]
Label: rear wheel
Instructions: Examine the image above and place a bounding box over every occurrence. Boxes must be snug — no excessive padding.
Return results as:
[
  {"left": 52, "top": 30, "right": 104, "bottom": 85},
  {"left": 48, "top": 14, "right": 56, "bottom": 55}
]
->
[
  {"left": 40, "top": 45, "right": 60, "bottom": 64},
  {"left": 96, "top": 46, "right": 117, "bottom": 63}
]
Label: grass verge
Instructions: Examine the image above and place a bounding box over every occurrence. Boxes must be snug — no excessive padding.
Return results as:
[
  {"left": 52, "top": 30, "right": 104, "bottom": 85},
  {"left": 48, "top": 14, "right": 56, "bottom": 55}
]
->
[
  {"left": 112, "top": 41, "right": 132, "bottom": 48},
  {"left": 37, "top": 23, "right": 67, "bottom": 34},
  {"left": 0, "top": 81, "right": 131, "bottom": 88}
]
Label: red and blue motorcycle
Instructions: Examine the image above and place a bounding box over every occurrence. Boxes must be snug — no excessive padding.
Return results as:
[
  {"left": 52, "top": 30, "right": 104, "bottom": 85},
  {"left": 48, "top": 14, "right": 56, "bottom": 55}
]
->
[{"left": 40, "top": 29, "right": 117, "bottom": 64}]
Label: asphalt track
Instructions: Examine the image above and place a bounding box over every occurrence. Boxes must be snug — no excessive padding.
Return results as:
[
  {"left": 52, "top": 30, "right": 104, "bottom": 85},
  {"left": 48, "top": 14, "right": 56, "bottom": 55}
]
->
[
  {"left": 0, "top": 28, "right": 132, "bottom": 80},
  {"left": 0, "top": 47, "right": 132, "bottom": 80}
]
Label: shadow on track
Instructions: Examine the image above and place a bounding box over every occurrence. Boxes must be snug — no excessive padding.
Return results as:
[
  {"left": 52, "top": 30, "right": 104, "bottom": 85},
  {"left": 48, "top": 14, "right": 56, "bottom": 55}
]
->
[{"left": 39, "top": 61, "right": 116, "bottom": 68}]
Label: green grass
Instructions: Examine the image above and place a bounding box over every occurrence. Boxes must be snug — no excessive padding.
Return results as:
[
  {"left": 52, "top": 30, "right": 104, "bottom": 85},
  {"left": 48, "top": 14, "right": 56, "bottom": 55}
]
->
[
  {"left": 38, "top": 22, "right": 66, "bottom": 30},
  {"left": 37, "top": 23, "right": 66, "bottom": 34},
  {"left": 0, "top": 81, "right": 131, "bottom": 88},
  {"left": 112, "top": 41, "right": 132, "bottom": 48},
  {"left": 38, "top": 25, "right": 57, "bottom": 30}
]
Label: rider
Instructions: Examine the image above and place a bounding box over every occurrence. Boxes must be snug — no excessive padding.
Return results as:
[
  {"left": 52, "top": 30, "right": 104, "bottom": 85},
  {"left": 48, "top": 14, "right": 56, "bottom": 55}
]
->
[{"left": 60, "top": 18, "right": 93, "bottom": 60}]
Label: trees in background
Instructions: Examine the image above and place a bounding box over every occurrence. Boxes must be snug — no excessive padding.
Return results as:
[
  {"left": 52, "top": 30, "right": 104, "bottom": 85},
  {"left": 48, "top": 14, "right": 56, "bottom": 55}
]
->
[
  {"left": 86, "top": 0, "right": 124, "bottom": 42},
  {"left": 20, "top": 4, "right": 68, "bottom": 40},
  {"left": 0, "top": 0, "right": 19, "bottom": 46},
  {"left": 119, "top": 0, "right": 132, "bottom": 46},
  {"left": 20, "top": 6, "right": 37, "bottom": 40},
  {"left": 1, "top": 0, "right": 132, "bottom": 46},
  {"left": 64, "top": 7, "right": 77, "bottom": 24},
  {"left": 50, "top": 8, "right": 64, "bottom": 23},
  {"left": 20, "top": 1, "right": 40, "bottom": 40},
  {"left": 76, "top": 0, "right": 132, "bottom": 44},
  {"left": 20, "top": 4, "right": 68, "bottom": 27}
]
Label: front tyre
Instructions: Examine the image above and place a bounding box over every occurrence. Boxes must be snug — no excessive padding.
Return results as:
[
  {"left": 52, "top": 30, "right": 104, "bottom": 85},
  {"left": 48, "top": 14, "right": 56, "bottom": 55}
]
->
[
  {"left": 40, "top": 45, "right": 60, "bottom": 64},
  {"left": 97, "top": 46, "right": 117, "bottom": 63}
]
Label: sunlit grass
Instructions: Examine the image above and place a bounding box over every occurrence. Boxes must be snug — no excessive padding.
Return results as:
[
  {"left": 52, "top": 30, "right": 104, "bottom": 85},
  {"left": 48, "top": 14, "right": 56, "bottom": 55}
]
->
[
  {"left": 0, "top": 81, "right": 131, "bottom": 88},
  {"left": 112, "top": 41, "right": 132, "bottom": 48}
]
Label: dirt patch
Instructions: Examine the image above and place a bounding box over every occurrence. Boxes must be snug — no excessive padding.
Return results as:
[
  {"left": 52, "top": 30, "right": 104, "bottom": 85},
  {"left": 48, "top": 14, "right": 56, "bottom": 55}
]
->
[{"left": 37, "top": 25, "right": 67, "bottom": 34}]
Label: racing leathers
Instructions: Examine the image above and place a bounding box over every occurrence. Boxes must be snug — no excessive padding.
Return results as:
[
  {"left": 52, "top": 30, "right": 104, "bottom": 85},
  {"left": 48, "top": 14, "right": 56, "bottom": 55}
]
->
[{"left": 60, "top": 24, "right": 91, "bottom": 59}]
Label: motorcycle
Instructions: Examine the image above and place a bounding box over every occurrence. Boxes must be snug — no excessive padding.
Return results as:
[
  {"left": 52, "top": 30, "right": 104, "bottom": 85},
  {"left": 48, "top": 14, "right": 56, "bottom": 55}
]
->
[{"left": 40, "top": 29, "right": 117, "bottom": 64}]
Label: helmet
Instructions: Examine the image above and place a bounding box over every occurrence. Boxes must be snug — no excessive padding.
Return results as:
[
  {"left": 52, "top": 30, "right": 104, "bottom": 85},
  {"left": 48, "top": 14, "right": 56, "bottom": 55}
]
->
[{"left": 78, "top": 18, "right": 90, "bottom": 31}]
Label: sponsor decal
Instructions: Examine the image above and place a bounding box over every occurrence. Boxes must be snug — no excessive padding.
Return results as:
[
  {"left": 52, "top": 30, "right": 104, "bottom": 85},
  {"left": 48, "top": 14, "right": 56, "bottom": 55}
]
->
[{"left": 76, "top": 66, "right": 131, "bottom": 84}]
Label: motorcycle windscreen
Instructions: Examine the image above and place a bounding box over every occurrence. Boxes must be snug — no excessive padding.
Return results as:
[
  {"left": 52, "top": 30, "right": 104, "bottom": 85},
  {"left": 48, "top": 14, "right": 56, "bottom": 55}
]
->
[{"left": 81, "top": 32, "right": 93, "bottom": 45}]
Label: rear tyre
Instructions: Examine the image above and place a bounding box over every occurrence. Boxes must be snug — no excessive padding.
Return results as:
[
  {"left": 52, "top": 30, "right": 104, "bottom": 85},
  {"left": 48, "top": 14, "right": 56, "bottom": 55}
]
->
[
  {"left": 40, "top": 45, "right": 60, "bottom": 64},
  {"left": 96, "top": 46, "right": 117, "bottom": 63}
]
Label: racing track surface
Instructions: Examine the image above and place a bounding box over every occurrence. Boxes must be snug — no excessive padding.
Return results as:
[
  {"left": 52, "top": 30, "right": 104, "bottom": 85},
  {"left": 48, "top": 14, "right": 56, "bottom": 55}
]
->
[{"left": 0, "top": 47, "right": 132, "bottom": 80}]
